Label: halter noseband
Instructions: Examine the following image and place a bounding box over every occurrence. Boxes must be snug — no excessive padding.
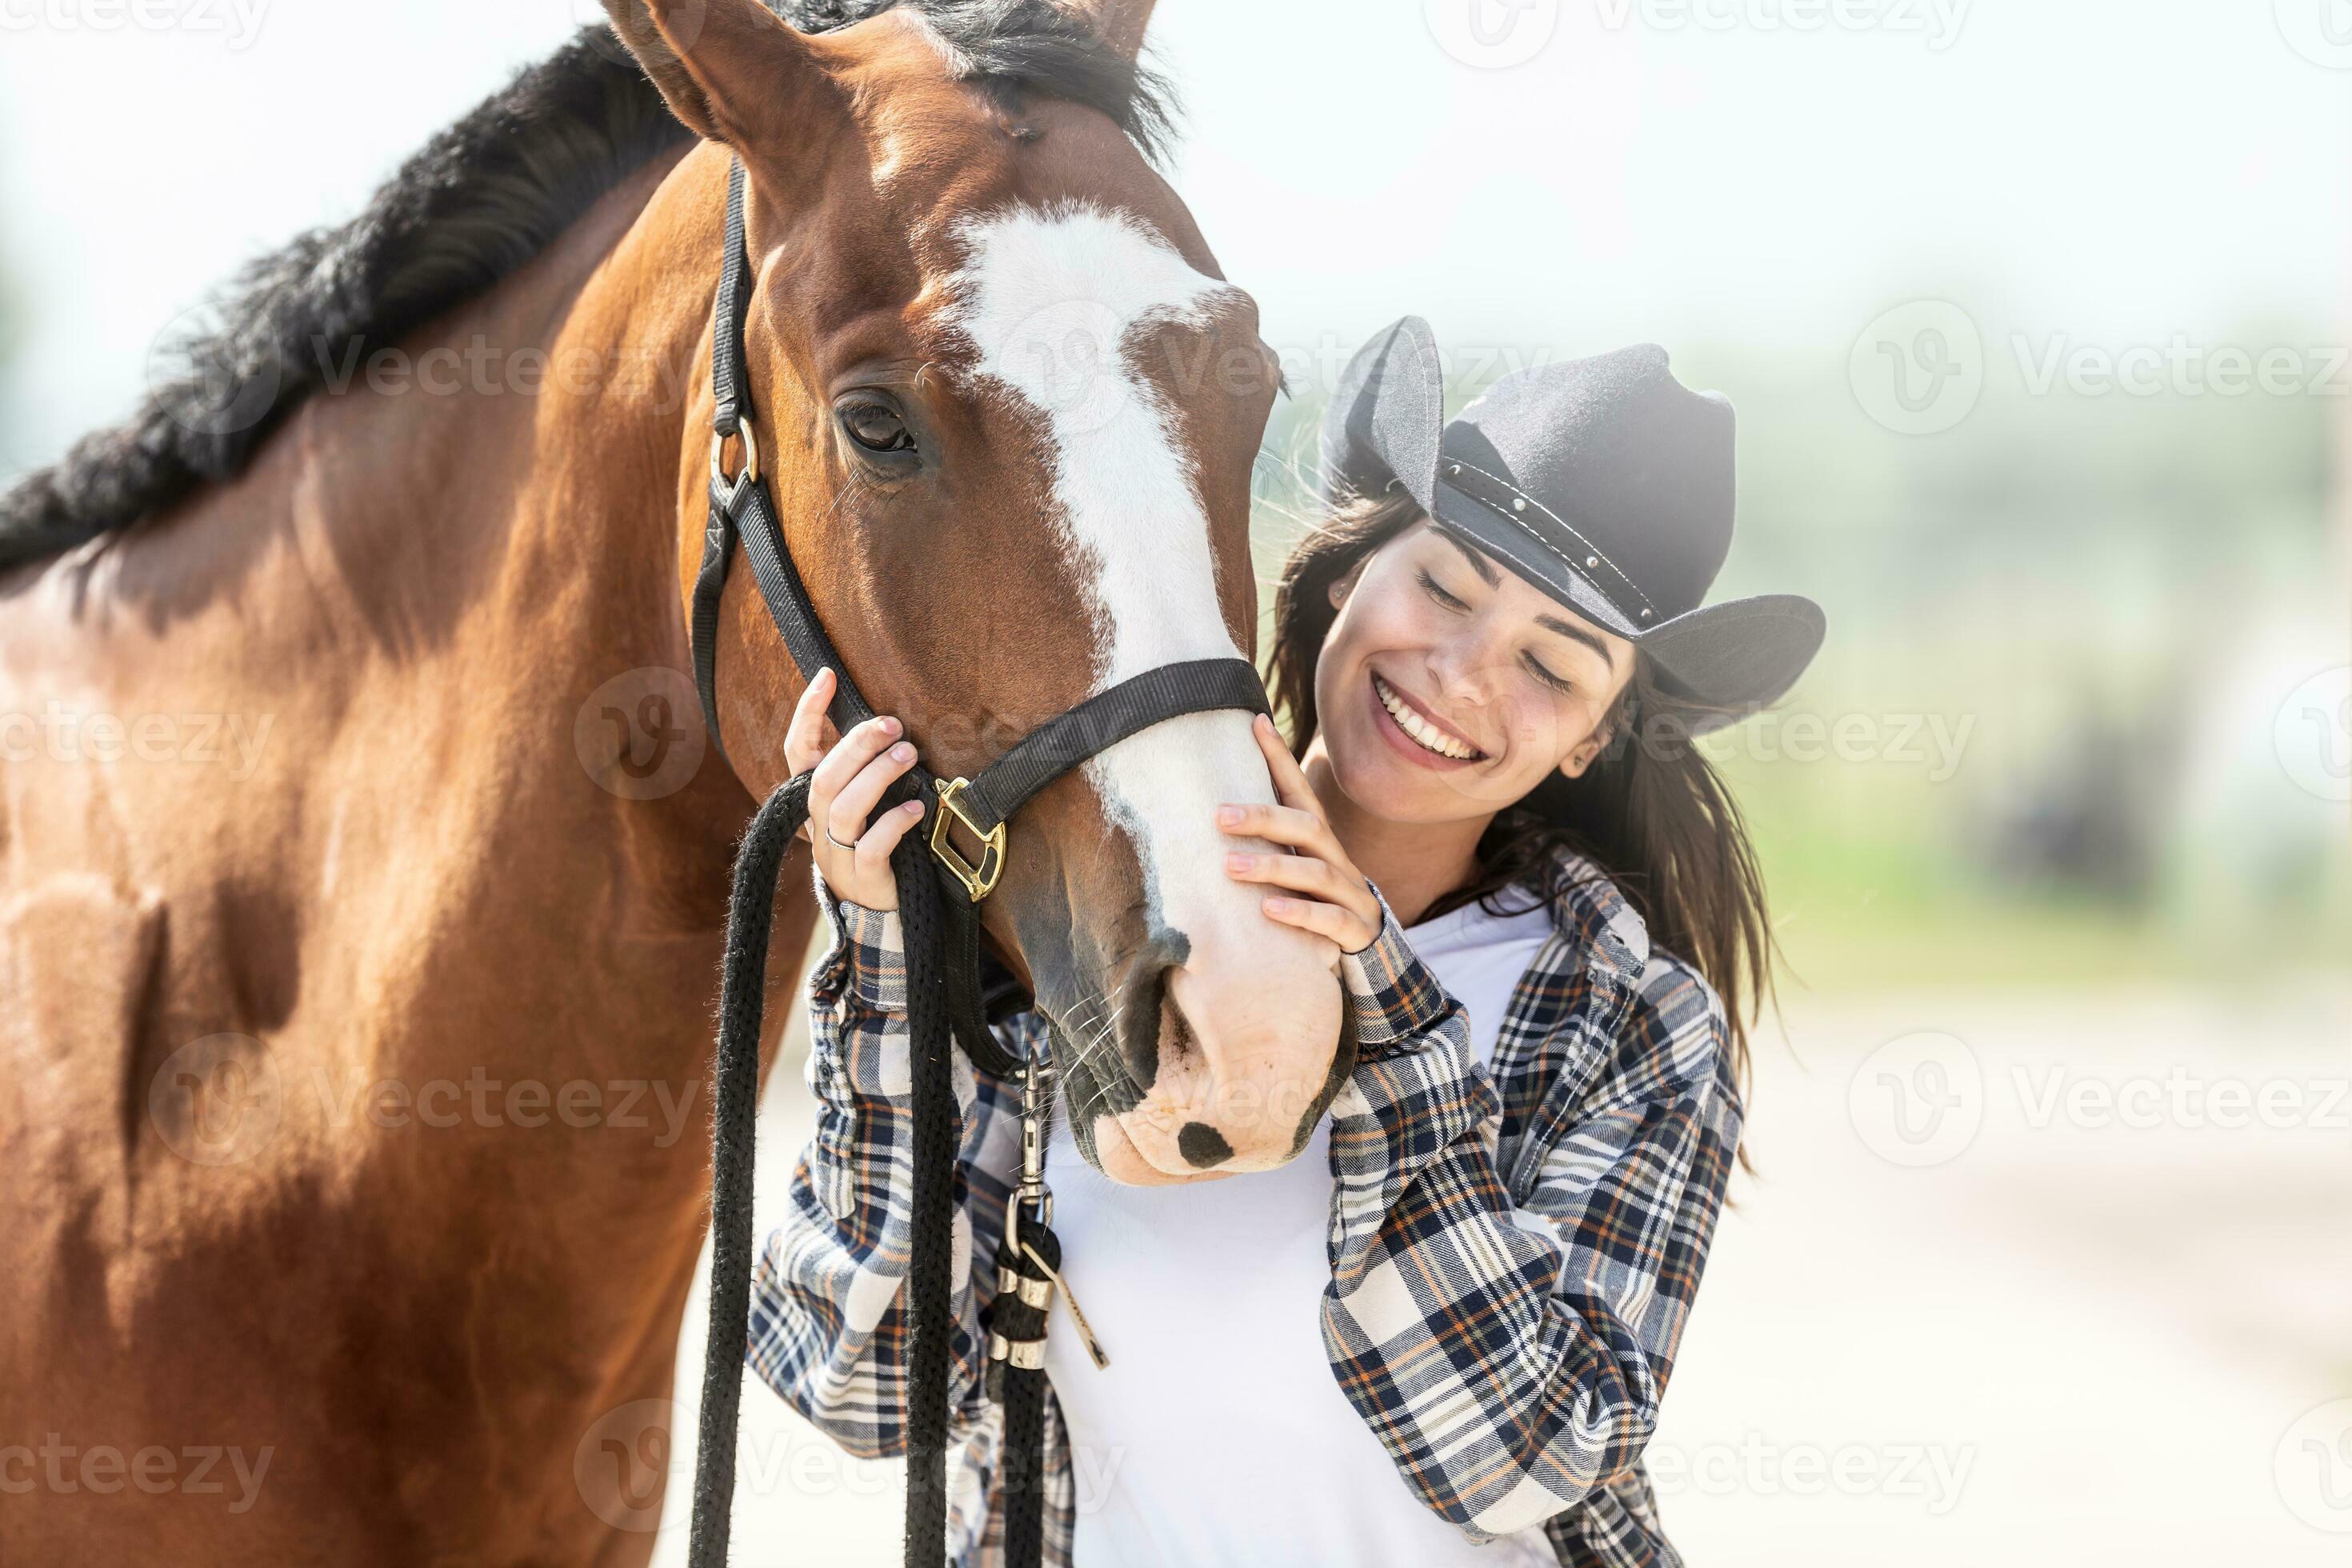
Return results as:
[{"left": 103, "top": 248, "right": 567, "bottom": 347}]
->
[{"left": 685, "top": 159, "right": 1267, "bottom": 1568}]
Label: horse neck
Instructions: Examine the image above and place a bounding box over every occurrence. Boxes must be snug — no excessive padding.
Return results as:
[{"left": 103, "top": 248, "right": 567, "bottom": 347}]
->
[
  {"left": 239, "top": 143, "right": 761, "bottom": 1275},
  {"left": 357, "top": 144, "right": 762, "bottom": 1115}
]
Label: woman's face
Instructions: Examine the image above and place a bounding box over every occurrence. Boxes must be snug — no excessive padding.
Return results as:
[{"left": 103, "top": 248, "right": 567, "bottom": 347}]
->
[{"left": 1313, "top": 522, "right": 1638, "bottom": 825}]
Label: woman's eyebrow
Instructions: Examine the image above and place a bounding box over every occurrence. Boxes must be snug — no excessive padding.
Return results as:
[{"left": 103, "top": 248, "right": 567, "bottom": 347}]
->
[
  {"left": 1437, "top": 530, "right": 1502, "bottom": 585},
  {"left": 1535, "top": 614, "right": 1619, "bottom": 673}
]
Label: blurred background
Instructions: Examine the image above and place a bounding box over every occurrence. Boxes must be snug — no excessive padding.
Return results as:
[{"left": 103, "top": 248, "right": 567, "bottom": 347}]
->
[{"left": 3, "top": 2, "right": 2346, "bottom": 1562}]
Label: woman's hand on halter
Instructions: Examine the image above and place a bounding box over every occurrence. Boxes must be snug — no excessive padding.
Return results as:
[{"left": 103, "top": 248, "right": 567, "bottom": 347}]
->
[
  {"left": 786, "top": 668, "right": 929, "bottom": 913},
  {"left": 1218, "top": 713, "right": 1384, "bottom": 956}
]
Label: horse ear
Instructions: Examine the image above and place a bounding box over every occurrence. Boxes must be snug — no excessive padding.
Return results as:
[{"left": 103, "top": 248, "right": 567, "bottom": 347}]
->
[
  {"left": 601, "top": 0, "right": 838, "bottom": 150},
  {"left": 1073, "top": 0, "right": 1158, "bottom": 60}
]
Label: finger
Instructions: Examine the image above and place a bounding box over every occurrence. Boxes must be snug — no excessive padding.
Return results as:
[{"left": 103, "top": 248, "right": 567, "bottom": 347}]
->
[
  {"left": 785, "top": 668, "right": 839, "bottom": 776},
  {"left": 809, "top": 714, "right": 903, "bottom": 821},
  {"left": 829, "top": 740, "right": 919, "bottom": 846},
  {"left": 854, "top": 798, "right": 929, "bottom": 877},
  {"left": 1260, "top": 893, "right": 1377, "bottom": 955},
  {"left": 1214, "top": 800, "right": 1336, "bottom": 858},
  {"left": 1251, "top": 713, "right": 1318, "bottom": 812},
  {"left": 1225, "top": 851, "right": 1382, "bottom": 928}
]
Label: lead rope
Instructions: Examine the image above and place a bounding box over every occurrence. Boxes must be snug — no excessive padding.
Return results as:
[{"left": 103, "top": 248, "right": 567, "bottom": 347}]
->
[
  {"left": 687, "top": 770, "right": 967, "bottom": 1568},
  {"left": 689, "top": 778, "right": 1084, "bottom": 1568}
]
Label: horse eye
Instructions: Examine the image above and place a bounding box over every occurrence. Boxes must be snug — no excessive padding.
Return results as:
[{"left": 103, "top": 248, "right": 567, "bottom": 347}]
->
[{"left": 838, "top": 400, "right": 914, "bottom": 454}]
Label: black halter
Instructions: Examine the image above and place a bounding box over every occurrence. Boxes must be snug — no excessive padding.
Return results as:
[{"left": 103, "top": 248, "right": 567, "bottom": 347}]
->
[{"left": 685, "top": 159, "right": 1268, "bottom": 1568}]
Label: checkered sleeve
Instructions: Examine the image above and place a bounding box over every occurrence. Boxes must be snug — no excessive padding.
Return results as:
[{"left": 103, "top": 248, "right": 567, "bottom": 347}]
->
[
  {"left": 746, "top": 870, "right": 1010, "bottom": 1464},
  {"left": 1323, "top": 897, "right": 1742, "bottom": 1544}
]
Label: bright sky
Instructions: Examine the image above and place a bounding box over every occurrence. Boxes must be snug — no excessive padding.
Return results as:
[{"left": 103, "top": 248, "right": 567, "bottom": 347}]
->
[{"left": 1, "top": 0, "right": 2345, "bottom": 483}]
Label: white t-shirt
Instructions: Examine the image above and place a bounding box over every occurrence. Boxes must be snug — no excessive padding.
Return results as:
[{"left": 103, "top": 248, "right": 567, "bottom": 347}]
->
[{"left": 1037, "top": 894, "right": 1560, "bottom": 1567}]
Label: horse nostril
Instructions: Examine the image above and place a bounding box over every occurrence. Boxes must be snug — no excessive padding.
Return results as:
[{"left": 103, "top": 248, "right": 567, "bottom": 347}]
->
[
  {"left": 1114, "top": 928, "right": 1189, "bottom": 1082},
  {"left": 1176, "top": 1121, "right": 1232, "bottom": 1169}
]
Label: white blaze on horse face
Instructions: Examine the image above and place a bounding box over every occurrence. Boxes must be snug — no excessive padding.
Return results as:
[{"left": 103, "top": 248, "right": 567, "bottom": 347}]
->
[{"left": 950, "top": 205, "right": 1330, "bottom": 1095}]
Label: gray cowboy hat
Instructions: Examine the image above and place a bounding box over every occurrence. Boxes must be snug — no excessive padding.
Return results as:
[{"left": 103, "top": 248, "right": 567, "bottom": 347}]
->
[{"left": 1320, "top": 316, "right": 1825, "bottom": 734}]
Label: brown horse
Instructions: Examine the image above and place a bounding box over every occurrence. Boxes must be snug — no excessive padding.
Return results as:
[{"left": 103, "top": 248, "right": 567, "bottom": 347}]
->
[{"left": 0, "top": 2, "right": 1348, "bottom": 1560}]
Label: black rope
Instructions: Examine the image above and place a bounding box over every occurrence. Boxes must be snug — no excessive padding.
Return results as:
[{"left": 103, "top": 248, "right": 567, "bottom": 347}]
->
[
  {"left": 686, "top": 770, "right": 964, "bottom": 1568},
  {"left": 687, "top": 775, "right": 809, "bottom": 1566}
]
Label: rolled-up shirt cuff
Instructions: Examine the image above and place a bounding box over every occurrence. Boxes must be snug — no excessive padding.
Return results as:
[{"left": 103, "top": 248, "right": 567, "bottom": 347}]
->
[
  {"left": 810, "top": 869, "right": 908, "bottom": 1016},
  {"left": 1338, "top": 882, "right": 1459, "bottom": 1054}
]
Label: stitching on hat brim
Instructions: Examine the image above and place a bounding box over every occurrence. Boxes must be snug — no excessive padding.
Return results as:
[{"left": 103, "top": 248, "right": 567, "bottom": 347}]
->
[
  {"left": 1441, "top": 455, "right": 1658, "bottom": 618},
  {"left": 1426, "top": 514, "right": 1637, "bottom": 642}
]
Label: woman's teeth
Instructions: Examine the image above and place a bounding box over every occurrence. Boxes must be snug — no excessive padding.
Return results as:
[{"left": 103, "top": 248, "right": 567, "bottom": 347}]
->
[{"left": 1374, "top": 674, "right": 1479, "bottom": 760}]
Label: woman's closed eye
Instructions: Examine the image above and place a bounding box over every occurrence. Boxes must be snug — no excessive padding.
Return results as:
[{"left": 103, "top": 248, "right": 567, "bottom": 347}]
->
[
  {"left": 1415, "top": 567, "right": 1468, "bottom": 611},
  {"left": 1522, "top": 653, "right": 1574, "bottom": 694}
]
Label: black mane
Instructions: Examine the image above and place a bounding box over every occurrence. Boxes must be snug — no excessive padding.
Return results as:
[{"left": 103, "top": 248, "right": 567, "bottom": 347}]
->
[{"left": 0, "top": 4, "right": 1173, "bottom": 573}]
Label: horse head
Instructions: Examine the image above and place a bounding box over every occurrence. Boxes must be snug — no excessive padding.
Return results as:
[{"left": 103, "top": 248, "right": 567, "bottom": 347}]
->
[{"left": 606, "top": 0, "right": 1351, "bottom": 1181}]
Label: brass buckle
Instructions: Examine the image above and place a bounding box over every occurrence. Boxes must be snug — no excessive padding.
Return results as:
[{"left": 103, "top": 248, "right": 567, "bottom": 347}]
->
[{"left": 930, "top": 777, "right": 1006, "bottom": 902}]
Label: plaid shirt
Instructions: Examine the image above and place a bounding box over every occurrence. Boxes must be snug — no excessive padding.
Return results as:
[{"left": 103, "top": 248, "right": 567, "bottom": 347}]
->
[{"left": 750, "top": 846, "right": 1742, "bottom": 1566}]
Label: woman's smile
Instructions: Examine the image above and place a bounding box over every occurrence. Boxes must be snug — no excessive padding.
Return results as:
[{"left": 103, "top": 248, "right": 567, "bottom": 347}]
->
[{"left": 1368, "top": 670, "right": 1486, "bottom": 769}]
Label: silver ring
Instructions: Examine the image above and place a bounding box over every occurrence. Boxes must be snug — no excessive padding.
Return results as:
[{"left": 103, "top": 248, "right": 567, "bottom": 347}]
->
[{"left": 822, "top": 824, "right": 858, "bottom": 854}]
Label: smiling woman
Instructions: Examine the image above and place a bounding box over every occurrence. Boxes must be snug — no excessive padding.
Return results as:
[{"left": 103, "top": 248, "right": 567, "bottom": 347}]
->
[{"left": 753, "top": 314, "right": 1826, "bottom": 1566}]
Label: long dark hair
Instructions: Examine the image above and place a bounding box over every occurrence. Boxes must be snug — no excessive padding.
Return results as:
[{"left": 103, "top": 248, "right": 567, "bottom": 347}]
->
[{"left": 1268, "top": 486, "right": 1782, "bottom": 1090}]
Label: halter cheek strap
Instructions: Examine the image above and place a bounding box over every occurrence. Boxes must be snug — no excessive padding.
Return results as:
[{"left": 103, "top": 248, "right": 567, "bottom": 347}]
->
[{"left": 685, "top": 158, "right": 1268, "bottom": 1568}]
